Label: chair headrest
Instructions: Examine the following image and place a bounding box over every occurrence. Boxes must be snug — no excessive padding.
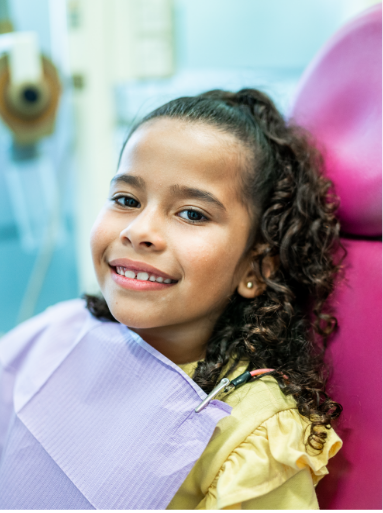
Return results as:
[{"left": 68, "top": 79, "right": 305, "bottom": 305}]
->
[{"left": 291, "top": 5, "right": 382, "bottom": 237}]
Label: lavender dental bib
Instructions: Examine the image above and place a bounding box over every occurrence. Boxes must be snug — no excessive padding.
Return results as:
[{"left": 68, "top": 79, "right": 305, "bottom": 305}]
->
[{"left": 0, "top": 300, "right": 231, "bottom": 509}]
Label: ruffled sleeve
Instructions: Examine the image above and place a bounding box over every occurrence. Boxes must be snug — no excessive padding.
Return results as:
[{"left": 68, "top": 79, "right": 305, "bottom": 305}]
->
[{"left": 197, "top": 409, "right": 342, "bottom": 510}]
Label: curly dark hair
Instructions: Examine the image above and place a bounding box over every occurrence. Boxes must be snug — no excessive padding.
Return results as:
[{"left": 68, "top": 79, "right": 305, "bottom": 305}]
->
[{"left": 85, "top": 88, "right": 343, "bottom": 452}]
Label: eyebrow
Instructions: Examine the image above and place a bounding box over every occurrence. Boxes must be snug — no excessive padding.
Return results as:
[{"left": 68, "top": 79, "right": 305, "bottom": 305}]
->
[
  {"left": 171, "top": 184, "right": 226, "bottom": 212},
  {"left": 110, "top": 174, "right": 146, "bottom": 189},
  {"left": 110, "top": 175, "right": 226, "bottom": 212}
]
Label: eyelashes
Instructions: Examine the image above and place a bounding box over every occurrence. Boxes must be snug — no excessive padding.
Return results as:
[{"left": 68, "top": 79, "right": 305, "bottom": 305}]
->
[
  {"left": 111, "top": 195, "right": 209, "bottom": 224},
  {"left": 177, "top": 209, "right": 207, "bottom": 223},
  {"left": 114, "top": 196, "right": 141, "bottom": 208}
]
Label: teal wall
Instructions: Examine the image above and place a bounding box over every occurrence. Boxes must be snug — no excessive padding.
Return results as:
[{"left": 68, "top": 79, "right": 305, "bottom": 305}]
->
[{"left": 174, "top": 0, "right": 344, "bottom": 70}]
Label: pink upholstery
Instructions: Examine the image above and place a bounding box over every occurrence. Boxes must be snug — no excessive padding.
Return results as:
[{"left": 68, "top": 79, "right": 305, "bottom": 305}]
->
[
  {"left": 291, "top": 5, "right": 382, "bottom": 510},
  {"left": 319, "top": 240, "right": 382, "bottom": 509},
  {"left": 292, "top": 6, "right": 382, "bottom": 237}
]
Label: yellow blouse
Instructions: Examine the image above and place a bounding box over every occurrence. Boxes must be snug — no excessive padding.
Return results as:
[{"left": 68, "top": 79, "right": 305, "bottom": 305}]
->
[{"left": 167, "top": 362, "right": 342, "bottom": 510}]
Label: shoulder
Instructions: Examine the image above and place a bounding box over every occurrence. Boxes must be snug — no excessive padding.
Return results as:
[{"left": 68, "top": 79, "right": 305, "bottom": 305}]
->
[
  {"left": 196, "top": 375, "right": 300, "bottom": 480},
  {"left": 219, "top": 374, "right": 342, "bottom": 490},
  {"left": 0, "top": 299, "right": 92, "bottom": 370},
  {"left": 169, "top": 374, "right": 342, "bottom": 510},
  {"left": 208, "top": 401, "right": 341, "bottom": 505},
  {"left": 225, "top": 373, "right": 298, "bottom": 422},
  {"left": 210, "top": 372, "right": 299, "bottom": 453}
]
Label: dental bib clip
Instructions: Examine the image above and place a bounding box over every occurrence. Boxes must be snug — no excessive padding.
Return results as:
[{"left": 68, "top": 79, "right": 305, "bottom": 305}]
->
[{"left": 195, "top": 368, "right": 287, "bottom": 413}]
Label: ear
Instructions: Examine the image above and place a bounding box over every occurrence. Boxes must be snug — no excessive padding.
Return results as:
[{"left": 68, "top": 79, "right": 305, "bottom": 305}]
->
[{"left": 237, "top": 252, "right": 276, "bottom": 299}]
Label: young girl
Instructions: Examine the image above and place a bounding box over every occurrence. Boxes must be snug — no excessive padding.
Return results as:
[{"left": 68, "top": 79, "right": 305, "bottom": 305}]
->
[{"left": 0, "top": 89, "right": 342, "bottom": 510}]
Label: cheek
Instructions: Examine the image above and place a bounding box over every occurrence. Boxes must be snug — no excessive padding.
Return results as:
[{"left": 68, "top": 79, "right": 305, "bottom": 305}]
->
[
  {"left": 90, "top": 210, "right": 117, "bottom": 264},
  {"left": 177, "top": 229, "right": 245, "bottom": 290}
]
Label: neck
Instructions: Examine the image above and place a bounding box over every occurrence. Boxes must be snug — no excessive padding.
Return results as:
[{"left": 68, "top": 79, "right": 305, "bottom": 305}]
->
[{"left": 130, "top": 317, "right": 217, "bottom": 365}]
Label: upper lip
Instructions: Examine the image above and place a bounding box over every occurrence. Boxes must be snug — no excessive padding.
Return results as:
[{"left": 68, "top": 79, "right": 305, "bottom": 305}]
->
[{"left": 108, "top": 258, "right": 178, "bottom": 281}]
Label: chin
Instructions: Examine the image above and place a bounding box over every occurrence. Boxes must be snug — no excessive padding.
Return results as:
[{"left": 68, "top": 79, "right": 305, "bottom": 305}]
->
[{"left": 105, "top": 299, "right": 164, "bottom": 330}]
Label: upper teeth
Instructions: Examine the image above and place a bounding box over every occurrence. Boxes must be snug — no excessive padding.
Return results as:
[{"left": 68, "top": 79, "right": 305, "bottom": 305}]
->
[{"left": 116, "top": 266, "right": 173, "bottom": 283}]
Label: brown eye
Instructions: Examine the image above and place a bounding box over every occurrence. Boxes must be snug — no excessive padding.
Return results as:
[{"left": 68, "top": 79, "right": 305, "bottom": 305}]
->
[
  {"left": 178, "top": 209, "right": 206, "bottom": 222},
  {"left": 115, "top": 196, "right": 141, "bottom": 208}
]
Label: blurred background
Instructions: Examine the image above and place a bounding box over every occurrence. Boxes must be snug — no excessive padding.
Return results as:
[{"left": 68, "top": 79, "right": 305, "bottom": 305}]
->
[{"left": 0, "top": 0, "right": 381, "bottom": 334}]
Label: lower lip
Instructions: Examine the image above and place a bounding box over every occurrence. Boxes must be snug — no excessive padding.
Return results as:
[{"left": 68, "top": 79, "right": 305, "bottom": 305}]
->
[{"left": 110, "top": 267, "right": 177, "bottom": 291}]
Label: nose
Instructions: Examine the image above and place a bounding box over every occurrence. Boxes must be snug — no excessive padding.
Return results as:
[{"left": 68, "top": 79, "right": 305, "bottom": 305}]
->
[{"left": 119, "top": 207, "right": 166, "bottom": 252}]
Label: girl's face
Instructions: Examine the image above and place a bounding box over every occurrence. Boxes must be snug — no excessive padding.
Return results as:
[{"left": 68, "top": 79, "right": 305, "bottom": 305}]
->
[{"left": 91, "top": 118, "right": 259, "bottom": 362}]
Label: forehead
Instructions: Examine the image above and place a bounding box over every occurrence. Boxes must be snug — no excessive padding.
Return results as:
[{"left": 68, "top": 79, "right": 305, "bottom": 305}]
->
[{"left": 119, "top": 118, "right": 248, "bottom": 192}]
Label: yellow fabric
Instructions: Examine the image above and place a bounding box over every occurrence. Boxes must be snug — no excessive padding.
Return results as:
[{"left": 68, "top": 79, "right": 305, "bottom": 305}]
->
[
  {"left": 167, "top": 362, "right": 342, "bottom": 510},
  {"left": 222, "top": 469, "right": 319, "bottom": 510}
]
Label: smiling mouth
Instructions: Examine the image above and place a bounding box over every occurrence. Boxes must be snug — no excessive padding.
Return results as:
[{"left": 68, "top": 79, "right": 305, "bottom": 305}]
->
[{"left": 113, "top": 266, "right": 178, "bottom": 284}]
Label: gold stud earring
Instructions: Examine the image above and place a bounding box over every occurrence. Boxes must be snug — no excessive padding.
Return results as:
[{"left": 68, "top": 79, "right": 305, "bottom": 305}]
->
[{"left": 246, "top": 281, "right": 253, "bottom": 289}]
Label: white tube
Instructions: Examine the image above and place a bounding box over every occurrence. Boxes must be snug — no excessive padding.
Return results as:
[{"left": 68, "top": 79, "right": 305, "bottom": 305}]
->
[
  {"left": 8, "top": 32, "right": 42, "bottom": 85},
  {"left": 0, "top": 32, "right": 14, "bottom": 55}
]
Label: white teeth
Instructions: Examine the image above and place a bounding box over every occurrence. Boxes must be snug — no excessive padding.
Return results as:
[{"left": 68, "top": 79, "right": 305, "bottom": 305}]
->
[
  {"left": 137, "top": 272, "right": 149, "bottom": 281},
  {"left": 116, "top": 266, "right": 173, "bottom": 283}
]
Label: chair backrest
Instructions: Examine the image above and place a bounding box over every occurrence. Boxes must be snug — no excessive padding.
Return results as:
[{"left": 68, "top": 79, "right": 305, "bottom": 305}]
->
[{"left": 291, "top": 5, "right": 382, "bottom": 510}]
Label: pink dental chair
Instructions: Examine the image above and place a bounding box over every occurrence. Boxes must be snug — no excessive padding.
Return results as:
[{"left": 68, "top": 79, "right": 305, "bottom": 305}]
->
[{"left": 291, "top": 5, "right": 382, "bottom": 510}]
